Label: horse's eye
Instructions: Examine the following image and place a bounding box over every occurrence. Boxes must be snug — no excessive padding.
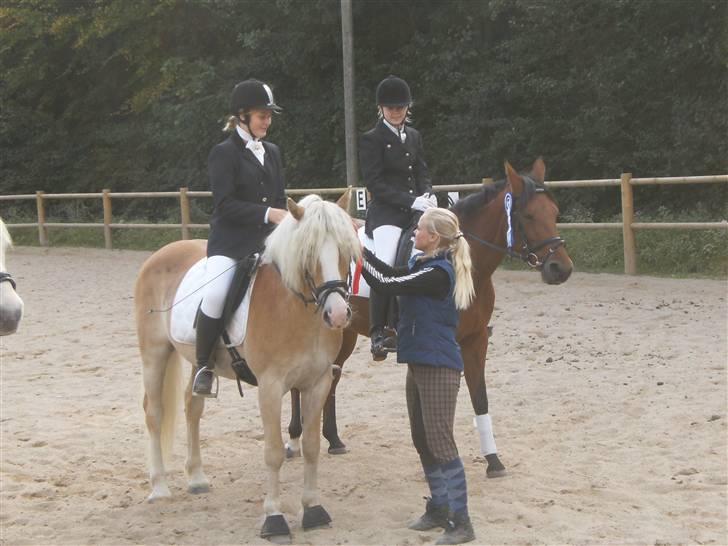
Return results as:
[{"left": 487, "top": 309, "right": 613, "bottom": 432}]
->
[{"left": 522, "top": 213, "right": 534, "bottom": 221}]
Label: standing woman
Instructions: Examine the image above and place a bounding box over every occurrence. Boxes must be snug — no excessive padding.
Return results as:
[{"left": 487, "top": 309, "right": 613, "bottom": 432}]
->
[
  {"left": 359, "top": 75, "right": 437, "bottom": 360},
  {"left": 360, "top": 208, "right": 476, "bottom": 545},
  {"left": 193, "top": 79, "right": 288, "bottom": 397}
]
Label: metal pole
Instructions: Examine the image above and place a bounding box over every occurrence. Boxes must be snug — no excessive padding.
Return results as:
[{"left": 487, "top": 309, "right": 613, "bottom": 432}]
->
[{"left": 341, "top": 0, "right": 358, "bottom": 189}]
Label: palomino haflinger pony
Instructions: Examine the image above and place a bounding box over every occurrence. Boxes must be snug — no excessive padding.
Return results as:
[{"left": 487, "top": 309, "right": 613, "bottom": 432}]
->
[
  {"left": 134, "top": 192, "right": 360, "bottom": 540},
  {"left": 0, "top": 217, "right": 23, "bottom": 336},
  {"left": 287, "top": 158, "right": 574, "bottom": 478}
]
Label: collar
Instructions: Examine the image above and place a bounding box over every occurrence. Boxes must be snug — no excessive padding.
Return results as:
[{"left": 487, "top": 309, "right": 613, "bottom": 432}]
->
[
  {"left": 382, "top": 119, "right": 407, "bottom": 142},
  {"left": 235, "top": 125, "right": 262, "bottom": 145}
]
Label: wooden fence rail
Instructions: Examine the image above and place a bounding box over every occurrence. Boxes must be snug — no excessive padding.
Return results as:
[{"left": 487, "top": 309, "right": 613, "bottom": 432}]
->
[{"left": 1, "top": 174, "right": 726, "bottom": 274}]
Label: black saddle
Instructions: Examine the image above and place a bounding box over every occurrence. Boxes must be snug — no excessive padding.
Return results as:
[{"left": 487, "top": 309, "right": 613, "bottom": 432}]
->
[{"left": 383, "top": 214, "right": 419, "bottom": 331}]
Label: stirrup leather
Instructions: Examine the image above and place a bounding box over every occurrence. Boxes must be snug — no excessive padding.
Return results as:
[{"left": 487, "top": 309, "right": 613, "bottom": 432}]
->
[{"left": 192, "top": 366, "right": 219, "bottom": 398}]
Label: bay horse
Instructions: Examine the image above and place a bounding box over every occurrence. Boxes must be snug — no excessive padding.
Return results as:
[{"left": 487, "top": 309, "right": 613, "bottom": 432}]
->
[
  {"left": 0, "top": 217, "right": 23, "bottom": 335},
  {"left": 134, "top": 193, "right": 360, "bottom": 541},
  {"left": 287, "top": 158, "right": 573, "bottom": 477}
]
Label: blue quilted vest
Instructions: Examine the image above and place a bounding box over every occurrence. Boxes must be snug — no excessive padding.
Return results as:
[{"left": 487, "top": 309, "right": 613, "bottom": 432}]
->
[{"left": 396, "top": 253, "right": 463, "bottom": 371}]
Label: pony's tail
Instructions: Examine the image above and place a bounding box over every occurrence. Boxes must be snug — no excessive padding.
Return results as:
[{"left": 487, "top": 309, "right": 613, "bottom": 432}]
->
[
  {"left": 160, "top": 351, "right": 182, "bottom": 464},
  {"left": 452, "top": 236, "right": 475, "bottom": 310}
]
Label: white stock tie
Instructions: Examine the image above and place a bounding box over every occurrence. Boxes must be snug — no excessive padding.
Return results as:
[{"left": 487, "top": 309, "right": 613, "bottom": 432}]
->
[{"left": 246, "top": 140, "right": 265, "bottom": 166}]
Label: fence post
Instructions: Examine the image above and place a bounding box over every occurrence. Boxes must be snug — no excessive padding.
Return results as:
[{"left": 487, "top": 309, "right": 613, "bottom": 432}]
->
[
  {"left": 35, "top": 191, "right": 48, "bottom": 246},
  {"left": 620, "top": 172, "right": 637, "bottom": 274},
  {"left": 180, "top": 187, "right": 190, "bottom": 240},
  {"left": 102, "top": 189, "right": 113, "bottom": 250}
]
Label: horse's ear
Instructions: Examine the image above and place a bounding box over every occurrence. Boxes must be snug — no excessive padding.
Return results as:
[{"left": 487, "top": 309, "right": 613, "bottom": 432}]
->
[
  {"left": 336, "top": 188, "right": 352, "bottom": 212},
  {"left": 531, "top": 157, "right": 546, "bottom": 183},
  {"left": 504, "top": 161, "right": 524, "bottom": 196},
  {"left": 287, "top": 197, "right": 304, "bottom": 221}
]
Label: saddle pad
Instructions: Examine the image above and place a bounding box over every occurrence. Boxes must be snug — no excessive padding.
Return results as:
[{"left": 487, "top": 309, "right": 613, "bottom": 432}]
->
[{"left": 170, "top": 257, "right": 256, "bottom": 346}]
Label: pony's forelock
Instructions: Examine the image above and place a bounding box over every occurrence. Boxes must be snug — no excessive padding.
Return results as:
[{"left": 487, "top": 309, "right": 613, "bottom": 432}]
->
[{"left": 264, "top": 195, "right": 361, "bottom": 292}]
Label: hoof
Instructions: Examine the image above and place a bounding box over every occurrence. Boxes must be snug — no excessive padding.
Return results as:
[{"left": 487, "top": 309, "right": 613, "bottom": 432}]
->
[
  {"left": 302, "top": 504, "right": 332, "bottom": 530},
  {"left": 485, "top": 453, "right": 507, "bottom": 478},
  {"left": 188, "top": 483, "right": 210, "bottom": 494},
  {"left": 327, "top": 445, "right": 348, "bottom": 455},
  {"left": 285, "top": 446, "right": 301, "bottom": 459},
  {"left": 261, "top": 514, "right": 291, "bottom": 542},
  {"left": 147, "top": 489, "right": 172, "bottom": 503}
]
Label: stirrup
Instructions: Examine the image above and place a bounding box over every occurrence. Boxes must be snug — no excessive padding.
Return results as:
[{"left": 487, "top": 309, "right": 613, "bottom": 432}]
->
[{"left": 192, "top": 366, "right": 219, "bottom": 398}]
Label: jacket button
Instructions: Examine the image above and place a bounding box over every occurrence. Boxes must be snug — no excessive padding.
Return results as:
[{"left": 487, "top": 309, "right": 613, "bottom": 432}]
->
[
  {"left": 386, "top": 144, "right": 392, "bottom": 148},
  {"left": 409, "top": 190, "right": 414, "bottom": 194},
  {"left": 408, "top": 165, "right": 413, "bottom": 170},
  {"left": 408, "top": 176, "right": 413, "bottom": 181},
  {"left": 405, "top": 152, "right": 410, "bottom": 157},
  {"left": 262, "top": 197, "right": 268, "bottom": 202}
]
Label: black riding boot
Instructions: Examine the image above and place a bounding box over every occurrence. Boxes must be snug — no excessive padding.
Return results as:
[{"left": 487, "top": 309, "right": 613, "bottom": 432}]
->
[
  {"left": 193, "top": 310, "right": 223, "bottom": 397},
  {"left": 369, "top": 288, "right": 390, "bottom": 361}
]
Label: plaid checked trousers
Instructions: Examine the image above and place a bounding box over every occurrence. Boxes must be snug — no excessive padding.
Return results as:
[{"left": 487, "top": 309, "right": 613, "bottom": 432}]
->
[{"left": 406, "top": 363, "right": 461, "bottom": 466}]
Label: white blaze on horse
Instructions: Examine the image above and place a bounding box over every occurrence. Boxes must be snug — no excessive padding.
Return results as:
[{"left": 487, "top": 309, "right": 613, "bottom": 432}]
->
[
  {"left": 134, "top": 193, "right": 360, "bottom": 541},
  {"left": 0, "top": 218, "right": 23, "bottom": 335}
]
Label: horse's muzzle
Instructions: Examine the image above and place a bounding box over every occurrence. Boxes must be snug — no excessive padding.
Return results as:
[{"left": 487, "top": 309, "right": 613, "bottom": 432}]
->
[
  {"left": 541, "top": 256, "right": 573, "bottom": 285},
  {"left": 323, "top": 305, "right": 352, "bottom": 329}
]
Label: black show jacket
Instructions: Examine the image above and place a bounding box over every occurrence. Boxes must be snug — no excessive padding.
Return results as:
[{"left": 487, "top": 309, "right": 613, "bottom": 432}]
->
[
  {"left": 359, "top": 119, "right": 432, "bottom": 237},
  {"left": 206, "top": 131, "right": 286, "bottom": 259}
]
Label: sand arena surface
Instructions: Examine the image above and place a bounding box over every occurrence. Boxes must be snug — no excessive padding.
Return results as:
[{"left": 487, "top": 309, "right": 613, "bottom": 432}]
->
[{"left": 1, "top": 246, "right": 726, "bottom": 545}]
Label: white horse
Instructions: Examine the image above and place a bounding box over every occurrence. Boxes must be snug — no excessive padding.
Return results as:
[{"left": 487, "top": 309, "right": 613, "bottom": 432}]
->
[{"left": 0, "top": 218, "right": 23, "bottom": 335}]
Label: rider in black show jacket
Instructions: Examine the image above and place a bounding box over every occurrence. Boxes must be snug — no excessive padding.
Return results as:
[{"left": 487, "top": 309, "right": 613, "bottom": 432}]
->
[
  {"left": 360, "top": 119, "right": 432, "bottom": 238},
  {"left": 206, "top": 131, "right": 286, "bottom": 260},
  {"left": 359, "top": 75, "right": 434, "bottom": 361},
  {"left": 192, "top": 78, "right": 287, "bottom": 398}
]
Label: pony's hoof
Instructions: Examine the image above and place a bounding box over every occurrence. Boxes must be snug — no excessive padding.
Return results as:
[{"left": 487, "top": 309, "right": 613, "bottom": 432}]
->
[
  {"left": 188, "top": 482, "right": 210, "bottom": 494},
  {"left": 285, "top": 446, "right": 301, "bottom": 459},
  {"left": 147, "top": 488, "right": 172, "bottom": 503},
  {"left": 485, "top": 453, "right": 507, "bottom": 478},
  {"left": 327, "top": 445, "right": 348, "bottom": 455},
  {"left": 261, "top": 514, "right": 291, "bottom": 543},
  {"left": 302, "top": 504, "right": 332, "bottom": 530}
]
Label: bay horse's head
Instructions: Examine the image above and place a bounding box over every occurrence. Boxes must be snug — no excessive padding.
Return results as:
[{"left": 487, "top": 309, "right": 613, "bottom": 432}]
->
[
  {"left": 453, "top": 158, "right": 573, "bottom": 285},
  {"left": 264, "top": 191, "right": 361, "bottom": 329},
  {"left": 503, "top": 158, "right": 573, "bottom": 284},
  {"left": 0, "top": 218, "right": 23, "bottom": 335}
]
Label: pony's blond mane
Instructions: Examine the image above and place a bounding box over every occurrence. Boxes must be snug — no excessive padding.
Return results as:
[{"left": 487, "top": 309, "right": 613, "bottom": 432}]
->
[{"left": 263, "top": 195, "right": 361, "bottom": 293}]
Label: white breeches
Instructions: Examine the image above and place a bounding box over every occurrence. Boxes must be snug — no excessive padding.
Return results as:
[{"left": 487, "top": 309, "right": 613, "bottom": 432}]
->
[
  {"left": 372, "top": 225, "right": 403, "bottom": 267},
  {"left": 200, "top": 255, "right": 237, "bottom": 319}
]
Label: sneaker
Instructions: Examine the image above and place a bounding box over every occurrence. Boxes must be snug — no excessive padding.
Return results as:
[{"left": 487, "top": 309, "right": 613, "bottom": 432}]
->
[
  {"left": 408, "top": 498, "right": 449, "bottom": 531},
  {"left": 435, "top": 512, "right": 475, "bottom": 545}
]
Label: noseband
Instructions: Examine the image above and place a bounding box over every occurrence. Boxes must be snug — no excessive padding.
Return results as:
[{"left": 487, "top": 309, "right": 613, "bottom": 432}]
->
[
  {"left": 0, "top": 271, "right": 17, "bottom": 290},
  {"left": 295, "top": 271, "right": 351, "bottom": 312},
  {"left": 464, "top": 177, "right": 565, "bottom": 271}
]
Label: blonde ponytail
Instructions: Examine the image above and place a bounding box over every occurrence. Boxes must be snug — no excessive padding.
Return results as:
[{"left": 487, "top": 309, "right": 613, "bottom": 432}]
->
[
  {"left": 420, "top": 208, "right": 475, "bottom": 310},
  {"left": 450, "top": 234, "right": 475, "bottom": 310}
]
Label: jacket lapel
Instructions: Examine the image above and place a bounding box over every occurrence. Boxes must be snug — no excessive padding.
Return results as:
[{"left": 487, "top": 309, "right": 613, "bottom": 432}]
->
[
  {"left": 376, "top": 119, "right": 405, "bottom": 149},
  {"left": 231, "top": 131, "right": 268, "bottom": 176}
]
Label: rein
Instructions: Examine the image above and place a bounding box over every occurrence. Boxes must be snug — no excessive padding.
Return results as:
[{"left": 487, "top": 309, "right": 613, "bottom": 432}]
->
[
  {"left": 463, "top": 178, "right": 565, "bottom": 270},
  {"left": 0, "top": 271, "right": 17, "bottom": 290}
]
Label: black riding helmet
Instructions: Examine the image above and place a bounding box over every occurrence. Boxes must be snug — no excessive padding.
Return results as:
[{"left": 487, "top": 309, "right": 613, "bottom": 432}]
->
[
  {"left": 230, "top": 79, "right": 282, "bottom": 114},
  {"left": 376, "top": 75, "right": 411, "bottom": 107}
]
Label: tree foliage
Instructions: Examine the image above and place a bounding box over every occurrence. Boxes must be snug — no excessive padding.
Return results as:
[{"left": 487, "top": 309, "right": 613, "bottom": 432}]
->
[{"left": 1, "top": 0, "right": 726, "bottom": 218}]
